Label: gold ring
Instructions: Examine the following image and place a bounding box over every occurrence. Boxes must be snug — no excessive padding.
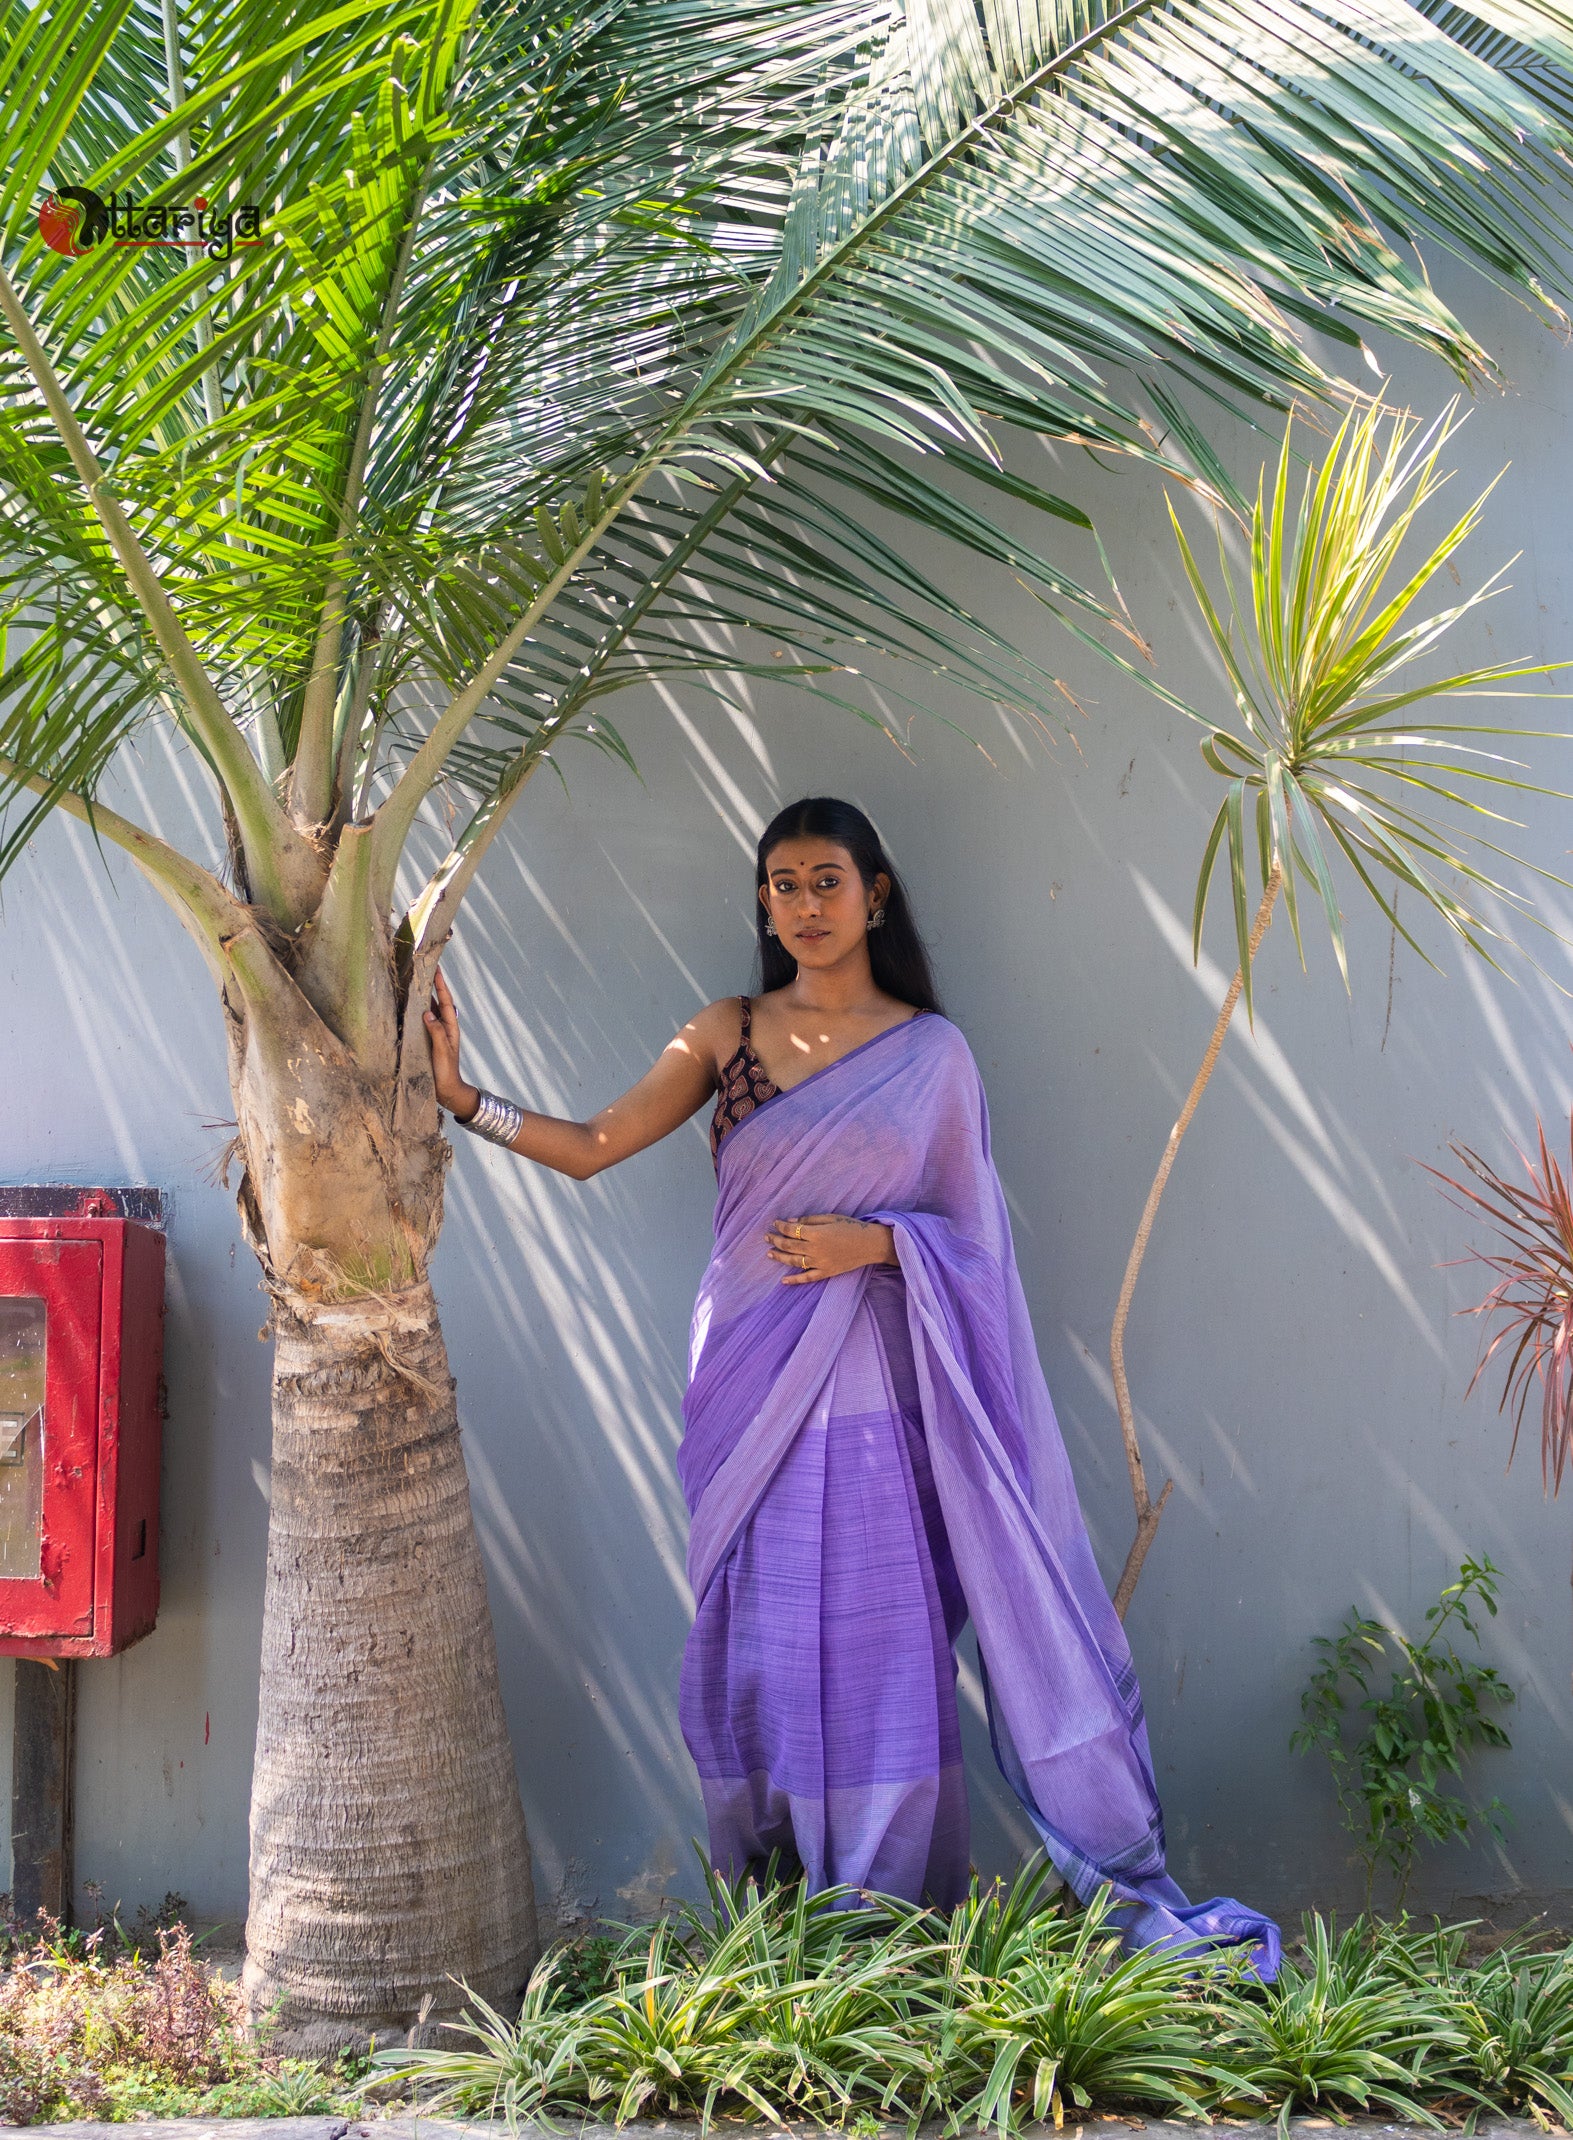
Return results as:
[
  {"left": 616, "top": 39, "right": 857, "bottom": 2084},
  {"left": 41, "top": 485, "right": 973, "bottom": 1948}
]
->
[{"left": 799, "top": 1255, "right": 809, "bottom": 1270}]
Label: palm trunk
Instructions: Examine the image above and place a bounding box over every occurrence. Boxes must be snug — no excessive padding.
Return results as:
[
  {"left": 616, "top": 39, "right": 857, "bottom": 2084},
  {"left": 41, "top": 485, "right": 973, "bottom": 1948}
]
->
[
  {"left": 216, "top": 926, "right": 537, "bottom": 2051},
  {"left": 1108, "top": 864, "right": 1282, "bottom": 1619},
  {"left": 242, "top": 1282, "right": 536, "bottom": 2054}
]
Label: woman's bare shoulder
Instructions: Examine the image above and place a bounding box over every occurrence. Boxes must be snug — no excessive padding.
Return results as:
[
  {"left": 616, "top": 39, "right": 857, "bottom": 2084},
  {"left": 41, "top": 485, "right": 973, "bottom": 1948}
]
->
[{"left": 682, "top": 996, "right": 749, "bottom": 1075}]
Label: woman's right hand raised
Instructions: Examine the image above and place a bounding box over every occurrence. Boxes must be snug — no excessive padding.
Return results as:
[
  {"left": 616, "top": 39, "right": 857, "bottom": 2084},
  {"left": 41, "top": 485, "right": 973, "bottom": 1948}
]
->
[{"left": 423, "top": 966, "right": 480, "bottom": 1121}]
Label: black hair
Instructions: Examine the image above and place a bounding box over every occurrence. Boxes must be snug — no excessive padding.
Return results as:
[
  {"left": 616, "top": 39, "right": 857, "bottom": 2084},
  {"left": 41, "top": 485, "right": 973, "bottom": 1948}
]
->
[{"left": 753, "top": 796, "right": 943, "bottom": 1013}]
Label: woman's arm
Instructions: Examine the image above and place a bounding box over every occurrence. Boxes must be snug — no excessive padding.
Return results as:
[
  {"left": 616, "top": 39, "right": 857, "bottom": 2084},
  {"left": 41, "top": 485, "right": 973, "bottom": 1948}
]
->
[{"left": 424, "top": 967, "right": 729, "bottom": 1179}]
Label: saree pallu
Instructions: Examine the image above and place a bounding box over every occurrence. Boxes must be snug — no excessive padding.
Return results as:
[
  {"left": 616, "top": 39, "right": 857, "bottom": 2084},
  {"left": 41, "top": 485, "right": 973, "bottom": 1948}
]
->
[{"left": 678, "top": 1012, "right": 1279, "bottom": 1972}]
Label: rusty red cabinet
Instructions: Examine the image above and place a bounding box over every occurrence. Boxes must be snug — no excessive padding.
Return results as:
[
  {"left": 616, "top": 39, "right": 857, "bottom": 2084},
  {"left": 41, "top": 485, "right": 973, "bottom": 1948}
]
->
[{"left": 0, "top": 1211, "right": 165, "bottom": 1657}]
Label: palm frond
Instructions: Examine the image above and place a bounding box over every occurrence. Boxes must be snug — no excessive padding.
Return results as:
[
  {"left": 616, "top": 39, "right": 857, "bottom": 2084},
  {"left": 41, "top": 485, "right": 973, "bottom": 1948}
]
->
[{"left": 5, "top": 0, "right": 1573, "bottom": 944}]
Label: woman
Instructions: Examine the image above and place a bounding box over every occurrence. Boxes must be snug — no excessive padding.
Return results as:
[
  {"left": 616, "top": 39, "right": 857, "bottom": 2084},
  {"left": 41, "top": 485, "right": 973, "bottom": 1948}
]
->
[{"left": 424, "top": 795, "right": 1279, "bottom": 1970}]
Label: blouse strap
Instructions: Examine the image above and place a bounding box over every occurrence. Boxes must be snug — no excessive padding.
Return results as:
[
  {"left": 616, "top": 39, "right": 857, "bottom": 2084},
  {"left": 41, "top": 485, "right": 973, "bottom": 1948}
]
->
[{"left": 738, "top": 993, "right": 752, "bottom": 1037}]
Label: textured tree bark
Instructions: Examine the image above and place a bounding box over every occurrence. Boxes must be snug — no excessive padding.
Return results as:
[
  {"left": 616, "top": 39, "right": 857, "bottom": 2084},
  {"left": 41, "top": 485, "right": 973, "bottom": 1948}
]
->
[
  {"left": 242, "top": 1282, "right": 536, "bottom": 2054},
  {"left": 217, "top": 928, "right": 537, "bottom": 2052}
]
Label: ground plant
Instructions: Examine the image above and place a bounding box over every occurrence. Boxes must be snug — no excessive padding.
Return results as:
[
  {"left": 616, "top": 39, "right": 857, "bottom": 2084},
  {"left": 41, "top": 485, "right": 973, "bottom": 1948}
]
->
[
  {"left": 5, "top": 1869, "right": 1573, "bottom": 2130},
  {"left": 1292, "top": 1555, "right": 1516, "bottom": 1910},
  {"left": 10, "top": 0, "right": 1573, "bottom": 2052},
  {"left": 0, "top": 1913, "right": 369, "bottom": 2122},
  {"left": 375, "top": 1857, "right": 1573, "bottom": 2137}
]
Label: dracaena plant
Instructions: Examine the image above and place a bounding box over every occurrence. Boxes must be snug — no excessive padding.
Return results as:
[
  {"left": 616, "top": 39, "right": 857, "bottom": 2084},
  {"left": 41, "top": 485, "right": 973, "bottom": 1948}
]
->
[
  {"left": 5, "top": 0, "right": 1573, "bottom": 2055},
  {"left": 1429, "top": 1115, "right": 1573, "bottom": 1515},
  {"left": 1106, "top": 401, "right": 1569, "bottom": 1615}
]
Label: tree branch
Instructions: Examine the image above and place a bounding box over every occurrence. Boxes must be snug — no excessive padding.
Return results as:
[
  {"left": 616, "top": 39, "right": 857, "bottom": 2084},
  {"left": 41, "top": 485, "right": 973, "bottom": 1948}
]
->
[
  {"left": 366, "top": 485, "right": 635, "bottom": 914},
  {"left": 0, "top": 263, "right": 323, "bottom": 931},
  {"left": 293, "top": 821, "right": 398, "bottom": 1079},
  {"left": 0, "top": 750, "right": 248, "bottom": 983},
  {"left": 1109, "top": 863, "right": 1282, "bottom": 1620}
]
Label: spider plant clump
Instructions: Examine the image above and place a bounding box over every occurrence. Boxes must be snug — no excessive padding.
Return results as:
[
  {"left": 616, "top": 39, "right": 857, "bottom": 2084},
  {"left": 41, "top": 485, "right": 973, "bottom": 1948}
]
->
[
  {"left": 1433, "top": 1942, "right": 1573, "bottom": 2125},
  {"left": 1206, "top": 1914, "right": 1465, "bottom": 2136},
  {"left": 947, "top": 1895, "right": 1226, "bottom": 2132}
]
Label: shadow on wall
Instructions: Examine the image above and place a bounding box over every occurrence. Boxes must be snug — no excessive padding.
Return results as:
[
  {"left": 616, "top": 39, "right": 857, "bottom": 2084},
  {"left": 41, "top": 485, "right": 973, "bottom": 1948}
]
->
[
  {"left": 418, "top": 829, "right": 1042, "bottom": 1933},
  {"left": 11, "top": 396, "right": 1573, "bottom": 1928}
]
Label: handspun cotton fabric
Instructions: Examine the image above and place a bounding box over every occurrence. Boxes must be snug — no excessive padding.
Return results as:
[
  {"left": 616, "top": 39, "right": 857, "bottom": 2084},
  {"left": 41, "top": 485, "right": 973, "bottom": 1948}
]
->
[{"left": 678, "top": 1009, "right": 1279, "bottom": 1972}]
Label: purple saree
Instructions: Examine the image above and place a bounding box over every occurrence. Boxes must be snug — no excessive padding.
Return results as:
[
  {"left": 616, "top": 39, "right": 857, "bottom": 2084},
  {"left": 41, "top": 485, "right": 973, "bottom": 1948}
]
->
[{"left": 677, "top": 1011, "right": 1280, "bottom": 1972}]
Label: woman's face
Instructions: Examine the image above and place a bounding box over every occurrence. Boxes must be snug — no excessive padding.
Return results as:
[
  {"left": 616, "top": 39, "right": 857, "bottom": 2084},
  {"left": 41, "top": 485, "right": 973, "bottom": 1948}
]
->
[{"left": 759, "top": 839, "right": 888, "bottom": 970}]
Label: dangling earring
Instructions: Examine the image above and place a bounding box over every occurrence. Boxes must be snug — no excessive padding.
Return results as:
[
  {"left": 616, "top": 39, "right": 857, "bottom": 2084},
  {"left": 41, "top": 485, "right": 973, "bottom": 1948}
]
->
[
  {"left": 867, "top": 907, "right": 886, "bottom": 931},
  {"left": 763, "top": 918, "right": 778, "bottom": 937}
]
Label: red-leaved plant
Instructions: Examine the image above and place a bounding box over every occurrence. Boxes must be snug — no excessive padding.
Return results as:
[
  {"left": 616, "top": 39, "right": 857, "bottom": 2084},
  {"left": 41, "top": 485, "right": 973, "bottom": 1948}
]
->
[{"left": 1429, "top": 1117, "right": 1573, "bottom": 1502}]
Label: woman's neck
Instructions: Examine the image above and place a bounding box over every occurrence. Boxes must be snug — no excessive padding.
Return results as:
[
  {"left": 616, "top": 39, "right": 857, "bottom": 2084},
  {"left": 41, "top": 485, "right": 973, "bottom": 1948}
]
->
[{"left": 781, "top": 959, "right": 889, "bottom": 1017}]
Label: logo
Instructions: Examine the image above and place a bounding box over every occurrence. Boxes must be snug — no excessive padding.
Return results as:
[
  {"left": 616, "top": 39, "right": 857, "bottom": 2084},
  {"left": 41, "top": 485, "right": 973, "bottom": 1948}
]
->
[{"left": 38, "top": 187, "right": 265, "bottom": 262}]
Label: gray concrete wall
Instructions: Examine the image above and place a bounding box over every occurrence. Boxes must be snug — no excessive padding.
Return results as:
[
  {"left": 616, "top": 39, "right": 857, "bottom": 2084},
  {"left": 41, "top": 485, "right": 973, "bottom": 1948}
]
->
[{"left": 3, "top": 254, "right": 1572, "bottom": 1939}]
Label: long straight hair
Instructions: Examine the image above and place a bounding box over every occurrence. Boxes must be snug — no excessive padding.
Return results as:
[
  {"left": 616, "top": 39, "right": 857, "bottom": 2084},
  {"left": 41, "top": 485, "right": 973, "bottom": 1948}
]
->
[{"left": 753, "top": 797, "right": 943, "bottom": 1013}]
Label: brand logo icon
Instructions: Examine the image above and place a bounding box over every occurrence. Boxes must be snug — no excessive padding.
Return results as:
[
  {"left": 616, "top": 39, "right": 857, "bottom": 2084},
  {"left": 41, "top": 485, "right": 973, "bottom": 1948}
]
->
[
  {"left": 38, "top": 188, "right": 109, "bottom": 256},
  {"left": 37, "top": 186, "right": 265, "bottom": 261}
]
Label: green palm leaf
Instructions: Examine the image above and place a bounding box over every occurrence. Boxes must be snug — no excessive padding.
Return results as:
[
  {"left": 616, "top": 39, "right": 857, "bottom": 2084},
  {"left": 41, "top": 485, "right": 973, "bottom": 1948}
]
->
[{"left": 3, "top": 0, "right": 1573, "bottom": 973}]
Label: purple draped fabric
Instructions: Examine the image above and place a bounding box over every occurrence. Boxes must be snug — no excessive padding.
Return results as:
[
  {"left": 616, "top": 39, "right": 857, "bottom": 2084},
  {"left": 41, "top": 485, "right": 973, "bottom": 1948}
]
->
[{"left": 677, "top": 1012, "right": 1280, "bottom": 1974}]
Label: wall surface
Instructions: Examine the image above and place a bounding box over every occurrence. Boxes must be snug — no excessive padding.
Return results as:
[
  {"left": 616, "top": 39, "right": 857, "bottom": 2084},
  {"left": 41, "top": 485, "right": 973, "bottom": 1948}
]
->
[{"left": 3, "top": 253, "right": 1572, "bottom": 1939}]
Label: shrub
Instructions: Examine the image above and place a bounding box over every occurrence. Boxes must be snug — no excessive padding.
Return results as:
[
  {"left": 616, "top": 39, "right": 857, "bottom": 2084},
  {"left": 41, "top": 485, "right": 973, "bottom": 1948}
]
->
[
  {"left": 0, "top": 1912, "right": 365, "bottom": 2123},
  {"left": 1291, "top": 1555, "right": 1515, "bottom": 1908}
]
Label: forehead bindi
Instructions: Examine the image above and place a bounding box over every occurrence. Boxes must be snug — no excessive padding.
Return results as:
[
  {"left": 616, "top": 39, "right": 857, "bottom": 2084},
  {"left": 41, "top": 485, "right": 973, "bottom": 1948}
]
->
[{"left": 765, "top": 845, "right": 856, "bottom": 880}]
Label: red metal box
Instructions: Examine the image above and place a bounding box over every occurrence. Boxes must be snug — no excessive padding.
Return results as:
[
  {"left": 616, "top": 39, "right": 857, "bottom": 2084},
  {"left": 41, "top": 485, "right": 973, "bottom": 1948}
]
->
[{"left": 0, "top": 1213, "right": 165, "bottom": 1657}]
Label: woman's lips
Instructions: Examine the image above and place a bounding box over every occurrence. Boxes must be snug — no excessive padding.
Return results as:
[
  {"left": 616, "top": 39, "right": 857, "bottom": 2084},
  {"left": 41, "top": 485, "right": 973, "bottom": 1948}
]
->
[{"left": 794, "top": 927, "right": 829, "bottom": 941}]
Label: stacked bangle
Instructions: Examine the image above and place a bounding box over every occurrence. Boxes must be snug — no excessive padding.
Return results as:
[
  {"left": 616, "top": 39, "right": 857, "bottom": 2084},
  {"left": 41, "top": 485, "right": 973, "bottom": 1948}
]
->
[{"left": 457, "top": 1089, "right": 526, "bottom": 1148}]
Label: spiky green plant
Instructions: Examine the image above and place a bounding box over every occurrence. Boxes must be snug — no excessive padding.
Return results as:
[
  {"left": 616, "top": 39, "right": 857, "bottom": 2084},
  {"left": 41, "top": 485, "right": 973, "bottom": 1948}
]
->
[
  {"left": 1435, "top": 1942, "right": 1573, "bottom": 2123},
  {"left": 951, "top": 1891, "right": 1226, "bottom": 2133},
  {"left": 9, "top": 0, "right": 1573, "bottom": 2045},
  {"left": 361, "top": 1949, "right": 598, "bottom": 2121},
  {"left": 1208, "top": 1912, "right": 1465, "bottom": 2137},
  {"left": 1106, "top": 402, "right": 1570, "bottom": 1613},
  {"left": 378, "top": 1880, "right": 1573, "bottom": 2132}
]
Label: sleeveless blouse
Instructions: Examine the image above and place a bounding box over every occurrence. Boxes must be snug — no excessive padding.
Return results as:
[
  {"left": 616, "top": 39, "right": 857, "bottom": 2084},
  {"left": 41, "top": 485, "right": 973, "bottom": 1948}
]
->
[
  {"left": 709, "top": 997, "right": 931, "bottom": 1169},
  {"left": 710, "top": 997, "right": 779, "bottom": 1168}
]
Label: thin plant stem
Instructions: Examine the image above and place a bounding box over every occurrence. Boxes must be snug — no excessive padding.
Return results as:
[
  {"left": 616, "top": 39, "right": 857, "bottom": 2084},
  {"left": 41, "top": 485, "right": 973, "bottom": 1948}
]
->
[{"left": 1109, "top": 862, "right": 1283, "bottom": 1619}]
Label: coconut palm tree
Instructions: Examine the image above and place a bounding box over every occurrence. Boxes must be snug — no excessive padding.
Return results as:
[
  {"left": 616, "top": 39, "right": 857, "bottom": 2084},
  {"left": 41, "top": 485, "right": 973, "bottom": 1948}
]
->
[{"left": 5, "top": 0, "right": 1573, "bottom": 2051}]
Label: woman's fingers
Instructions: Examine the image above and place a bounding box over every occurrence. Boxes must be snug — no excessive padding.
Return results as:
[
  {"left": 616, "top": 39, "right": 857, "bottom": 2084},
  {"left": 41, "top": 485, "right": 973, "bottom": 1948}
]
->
[
  {"left": 425, "top": 964, "right": 462, "bottom": 1050},
  {"left": 765, "top": 1227, "right": 821, "bottom": 1284}
]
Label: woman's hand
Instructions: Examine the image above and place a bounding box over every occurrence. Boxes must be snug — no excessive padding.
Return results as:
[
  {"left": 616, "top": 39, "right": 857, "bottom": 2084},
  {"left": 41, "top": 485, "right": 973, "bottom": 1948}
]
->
[
  {"left": 423, "top": 967, "right": 480, "bottom": 1121},
  {"left": 766, "top": 1213, "right": 898, "bottom": 1284}
]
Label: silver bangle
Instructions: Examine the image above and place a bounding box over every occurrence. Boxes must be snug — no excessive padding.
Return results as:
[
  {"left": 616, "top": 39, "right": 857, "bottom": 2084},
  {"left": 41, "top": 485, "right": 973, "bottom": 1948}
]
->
[{"left": 456, "top": 1089, "right": 526, "bottom": 1147}]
